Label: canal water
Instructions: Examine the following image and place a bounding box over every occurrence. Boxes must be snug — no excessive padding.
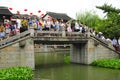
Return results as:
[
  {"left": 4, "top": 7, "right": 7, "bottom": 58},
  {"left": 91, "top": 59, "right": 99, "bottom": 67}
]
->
[{"left": 34, "top": 52, "right": 120, "bottom": 80}]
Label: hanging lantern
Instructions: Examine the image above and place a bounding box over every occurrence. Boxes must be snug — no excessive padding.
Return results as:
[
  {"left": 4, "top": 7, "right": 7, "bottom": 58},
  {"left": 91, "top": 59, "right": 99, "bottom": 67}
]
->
[
  {"left": 30, "top": 12, "right": 33, "bottom": 15},
  {"left": 9, "top": 8, "right": 13, "bottom": 10},
  {"left": 24, "top": 9, "right": 27, "bottom": 12},
  {"left": 17, "top": 11, "right": 20, "bottom": 14},
  {"left": 41, "top": 14, "right": 44, "bottom": 16},
  {"left": 38, "top": 10, "right": 41, "bottom": 13}
]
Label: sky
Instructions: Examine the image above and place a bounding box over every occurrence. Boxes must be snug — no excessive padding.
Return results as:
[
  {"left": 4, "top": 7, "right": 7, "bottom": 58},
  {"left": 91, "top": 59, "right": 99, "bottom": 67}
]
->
[{"left": 0, "top": 0, "right": 120, "bottom": 19}]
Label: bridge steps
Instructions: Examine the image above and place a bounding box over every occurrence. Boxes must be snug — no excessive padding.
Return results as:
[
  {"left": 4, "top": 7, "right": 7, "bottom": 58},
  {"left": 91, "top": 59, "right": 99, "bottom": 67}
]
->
[
  {"left": 0, "top": 31, "right": 30, "bottom": 49},
  {"left": 90, "top": 35, "right": 120, "bottom": 54}
]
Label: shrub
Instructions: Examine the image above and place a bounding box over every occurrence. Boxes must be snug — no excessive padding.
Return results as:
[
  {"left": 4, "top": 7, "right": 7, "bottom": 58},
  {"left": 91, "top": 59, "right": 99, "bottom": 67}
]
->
[
  {"left": 64, "top": 56, "right": 70, "bottom": 64},
  {"left": 0, "top": 66, "right": 33, "bottom": 80},
  {"left": 91, "top": 59, "right": 120, "bottom": 69}
]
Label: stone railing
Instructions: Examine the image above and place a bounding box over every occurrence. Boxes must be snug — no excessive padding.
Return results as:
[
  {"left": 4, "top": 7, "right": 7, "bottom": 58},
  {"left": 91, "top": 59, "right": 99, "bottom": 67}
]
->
[
  {"left": 0, "top": 30, "right": 30, "bottom": 49},
  {"left": 0, "top": 28, "right": 90, "bottom": 49},
  {"left": 90, "top": 34, "right": 120, "bottom": 54},
  {"left": 34, "top": 30, "right": 89, "bottom": 38},
  {"left": 35, "top": 30, "right": 62, "bottom": 37}
]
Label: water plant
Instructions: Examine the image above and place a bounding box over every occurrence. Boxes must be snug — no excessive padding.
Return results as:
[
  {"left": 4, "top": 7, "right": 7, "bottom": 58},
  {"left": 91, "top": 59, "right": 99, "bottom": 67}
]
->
[
  {"left": 0, "top": 66, "right": 33, "bottom": 80},
  {"left": 91, "top": 58, "right": 120, "bottom": 69},
  {"left": 64, "top": 56, "right": 70, "bottom": 64}
]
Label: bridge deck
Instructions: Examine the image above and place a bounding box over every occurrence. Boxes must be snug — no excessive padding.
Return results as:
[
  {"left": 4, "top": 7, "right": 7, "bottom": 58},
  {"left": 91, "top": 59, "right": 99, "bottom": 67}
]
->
[
  {"left": 0, "top": 30, "right": 89, "bottom": 49},
  {"left": 34, "top": 30, "right": 89, "bottom": 44}
]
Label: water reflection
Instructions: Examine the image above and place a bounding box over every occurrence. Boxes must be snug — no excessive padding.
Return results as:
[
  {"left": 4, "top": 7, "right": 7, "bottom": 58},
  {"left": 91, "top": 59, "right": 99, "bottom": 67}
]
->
[
  {"left": 34, "top": 52, "right": 120, "bottom": 80},
  {"left": 34, "top": 64, "right": 120, "bottom": 80}
]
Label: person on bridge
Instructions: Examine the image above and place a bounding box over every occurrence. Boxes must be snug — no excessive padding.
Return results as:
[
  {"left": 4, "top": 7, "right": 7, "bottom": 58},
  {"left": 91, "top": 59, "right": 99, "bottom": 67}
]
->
[
  {"left": 74, "top": 20, "right": 80, "bottom": 32},
  {"left": 118, "top": 37, "right": 120, "bottom": 51},
  {"left": 112, "top": 37, "right": 118, "bottom": 51},
  {"left": 0, "top": 23, "right": 5, "bottom": 40},
  {"left": 16, "top": 16, "right": 21, "bottom": 34},
  {"left": 21, "top": 17, "right": 28, "bottom": 33},
  {"left": 38, "top": 18, "right": 44, "bottom": 31},
  {"left": 66, "top": 22, "right": 72, "bottom": 32}
]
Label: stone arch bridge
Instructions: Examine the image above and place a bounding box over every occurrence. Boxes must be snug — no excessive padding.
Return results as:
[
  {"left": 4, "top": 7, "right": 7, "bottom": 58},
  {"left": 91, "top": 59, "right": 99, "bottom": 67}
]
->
[{"left": 0, "top": 28, "right": 119, "bottom": 69}]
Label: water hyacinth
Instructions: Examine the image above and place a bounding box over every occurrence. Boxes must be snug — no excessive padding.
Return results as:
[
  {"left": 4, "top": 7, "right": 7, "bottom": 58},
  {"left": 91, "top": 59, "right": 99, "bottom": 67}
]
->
[
  {"left": 91, "top": 58, "right": 120, "bottom": 69},
  {"left": 0, "top": 66, "right": 33, "bottom": 80},
  {"left": 64, "top": 56, "right": 70, "bottom": 64}
]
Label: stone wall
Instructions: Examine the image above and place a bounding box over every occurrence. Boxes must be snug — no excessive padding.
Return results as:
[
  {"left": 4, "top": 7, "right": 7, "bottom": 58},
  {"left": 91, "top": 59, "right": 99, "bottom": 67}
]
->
[
  {"left": 0, "top": 43, "right": 20, "bottom": 68},
  {"left": 0, "top": 35, "right": 119, "bottom": 69},
  {"left": 0, "top": 38, "right": 35, "bottom": 69},
  {"left": 70, "top": 39, "right": 119, "bottom": 65},
  {"left": 70, "top": 43, "right": 88, "bottom": 64},
  {"left": 87, "top": 39, "right": 119, "bottom": 64}
]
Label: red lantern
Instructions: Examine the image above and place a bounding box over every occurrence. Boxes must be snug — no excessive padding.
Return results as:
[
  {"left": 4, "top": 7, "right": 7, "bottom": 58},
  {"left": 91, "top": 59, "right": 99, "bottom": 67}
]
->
[
  {"left": 30, "top": 12, "right": 33, "bottom": 15},
  {"left": 41, "top": 14, "right": 44, "bottom": 16},
  {"left": 17, "top": 11, "right": 20, "bottom": 14},
  {"left": 24, "top": 9, "right": 27, "bottom": 12},
  {"left": 9, "top": 8, "right": 13, "bottom": 10},
  {"left": 38, "top": 10, "right": 41, "bottom": 13}
]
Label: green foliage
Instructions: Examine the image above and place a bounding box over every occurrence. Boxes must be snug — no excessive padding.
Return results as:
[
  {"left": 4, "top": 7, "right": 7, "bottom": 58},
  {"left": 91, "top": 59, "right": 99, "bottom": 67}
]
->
[
  {"left": 76, "top": 4, "right": 120, "bottom": 38},
  {"left": 96, "top": 4, "right": 120, "bottom": 38},
  {"left": 64, "top": 56, "right": 70, "bottom": 64},
  {"left": 96, "top": 3, "right": 120, "bottom": 14},
  {"left": 0, "top": 66, "right": 33, "bottom": 80},
  {"left": 76, "top": 11, "right": 102, "bottom": 29},
  {"left": 91, "top": 59, "right": 120, "bottom": 69}
]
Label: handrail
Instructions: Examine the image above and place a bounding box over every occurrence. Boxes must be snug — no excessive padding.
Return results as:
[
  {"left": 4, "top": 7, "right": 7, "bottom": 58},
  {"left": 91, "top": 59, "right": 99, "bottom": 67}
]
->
[
  {"left": 35, "top": 30, "right": 62, "bottom": 37},
  {"left": 0, "top": 30, "right": 88, "bottom": 49},
  {"left": 35, "top": 30, "right": 88, "bottom": 38},
  {"left": 66, "top": 32, "right": 88, "bottom": 38},
  {"left": 90, "top": 34, "right": 120, "bottom": 54},
  {"left": 0, "top": 36, "right": 30, "bottom": 49},
  {"left": 0, "top": 30, "right": 30, "bottom": 47},
  {"left": 90, "top": 34, "right": 108, "bottom": 46}
]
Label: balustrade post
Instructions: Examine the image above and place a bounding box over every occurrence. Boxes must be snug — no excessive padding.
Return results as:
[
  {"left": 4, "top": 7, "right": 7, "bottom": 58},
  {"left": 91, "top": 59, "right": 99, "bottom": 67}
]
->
[
  {"left": 62, "top": 30, "right": 66, "bottom": 37},
  {"left": 29, "top": 26, "right": 34, "bottom": 37},
  {"left": 87, "top": 31, "right": 91, "bottom": 37}
]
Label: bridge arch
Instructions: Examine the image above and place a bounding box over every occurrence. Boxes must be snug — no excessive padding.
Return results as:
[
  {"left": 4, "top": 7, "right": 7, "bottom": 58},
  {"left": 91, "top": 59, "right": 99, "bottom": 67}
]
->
[{"left": 0, "top": 28, "right": 119, "bottom": 69}]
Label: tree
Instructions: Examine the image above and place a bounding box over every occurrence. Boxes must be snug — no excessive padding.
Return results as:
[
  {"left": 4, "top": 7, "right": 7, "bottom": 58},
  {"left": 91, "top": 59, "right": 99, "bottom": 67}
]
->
[
  {"left": 76, "top": 11, "right": 102, "bottom": 32},
  {"left": 96, "top": 4, "right": 120, "bottom": 14},
  {"left": 96, "top": 4, "right": 120, "bottom": 39}
]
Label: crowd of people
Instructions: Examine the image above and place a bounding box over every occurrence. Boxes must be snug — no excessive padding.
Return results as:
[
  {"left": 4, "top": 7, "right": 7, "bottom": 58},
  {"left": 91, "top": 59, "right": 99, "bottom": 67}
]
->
[
  {"left": 0, "top": 16, "right": 120, "bottom": 52},
  {"left": 112, "top": 37, "right": 120, "bottom": 52},
  {"left": 90, "top": 29, "right": 120, "bottom": 52},
  {"left": 0, "top": 16, "right": 89, "bottom": 41}
]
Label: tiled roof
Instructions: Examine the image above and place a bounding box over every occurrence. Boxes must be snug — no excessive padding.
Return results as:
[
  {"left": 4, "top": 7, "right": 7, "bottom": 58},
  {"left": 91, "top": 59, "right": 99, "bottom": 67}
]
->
[
  {"left": 0, "top": 6, "right": 13, "bottom": 15},
  {"left": 12, "top": 14, "right": 39, "bottom": 19},
  {"left": 43, "top": 12, "right": 71, "bottom": 21}
]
